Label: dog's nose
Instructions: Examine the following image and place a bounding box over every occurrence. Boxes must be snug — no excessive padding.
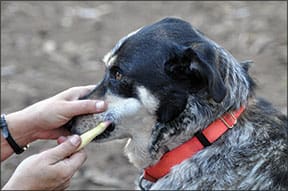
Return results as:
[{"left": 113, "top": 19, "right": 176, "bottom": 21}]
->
[
  {"left": 80, "top": 80, "right": 107, "bottom": 100},
  {"left": 104, "top": 113, "right": 117, "bottom": 122}
]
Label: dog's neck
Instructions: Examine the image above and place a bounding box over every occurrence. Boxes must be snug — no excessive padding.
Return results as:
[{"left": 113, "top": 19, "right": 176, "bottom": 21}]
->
[
  {"left": 125, "top": 90, "right": 250, "bottom": 171},
  {"left": 143, "top": 105, "right": 245, "bottom": 182},
  {"left": 125, "top": 52, "right": 252, "bottom": 170},
  {"left": 147, "top": 54, "right": 252, "bottom": 166},
  {"left": 148, "top": 96, "right": 220, "bottom": 162},
  {"left": 124, "top": 96, "right": 222, "bottom": 169}
]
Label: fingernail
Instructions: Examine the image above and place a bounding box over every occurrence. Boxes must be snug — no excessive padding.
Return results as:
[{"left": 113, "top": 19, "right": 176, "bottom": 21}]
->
[
  {"left": 69, "top": 135, "right": 81, "bottom": 146},
  {"left": 95, "top": 100, "right": 105, "bottom": 110}
]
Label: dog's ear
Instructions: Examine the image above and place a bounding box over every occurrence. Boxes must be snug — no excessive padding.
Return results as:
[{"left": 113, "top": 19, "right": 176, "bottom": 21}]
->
[{"left": 165, "top": 44, "right": 226, "bottom": 103}]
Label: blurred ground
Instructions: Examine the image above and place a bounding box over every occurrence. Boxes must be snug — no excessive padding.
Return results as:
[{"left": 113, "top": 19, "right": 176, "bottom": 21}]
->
[{"left": 1, "top": 1, "right": 287, "bottom": 190}]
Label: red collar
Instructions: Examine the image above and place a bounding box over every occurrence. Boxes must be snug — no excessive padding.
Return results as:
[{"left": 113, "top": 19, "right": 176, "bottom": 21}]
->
[{"left": 143, "top": 106, "right": 245, "bottom": 182}]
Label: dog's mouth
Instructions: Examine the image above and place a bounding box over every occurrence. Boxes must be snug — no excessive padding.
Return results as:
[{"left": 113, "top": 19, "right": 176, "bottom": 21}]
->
[
  {"left": 93, "top": 122, "right": 116, "bottom": 140},
  {"left": 69, "top": 97, "right": 144, "bottom": 142}
]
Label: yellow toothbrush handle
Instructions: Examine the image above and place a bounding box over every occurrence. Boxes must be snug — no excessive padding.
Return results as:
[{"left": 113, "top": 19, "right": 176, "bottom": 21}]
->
[{"left": 76, "top": 121, "right": 111, "bottom": 151}]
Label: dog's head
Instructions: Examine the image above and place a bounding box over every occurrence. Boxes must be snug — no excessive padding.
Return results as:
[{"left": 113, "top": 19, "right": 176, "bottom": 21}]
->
[{"left": 70, "top": 17, "right": 251, "bottom": 167}]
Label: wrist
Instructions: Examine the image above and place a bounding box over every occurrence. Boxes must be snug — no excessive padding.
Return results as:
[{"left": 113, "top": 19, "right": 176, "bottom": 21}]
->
[
  {"left": 5, "top": 111, "right": 38, "bottom": 146},
  {"left": 3, "top": 175, "right": 35, "bottom": 190}
]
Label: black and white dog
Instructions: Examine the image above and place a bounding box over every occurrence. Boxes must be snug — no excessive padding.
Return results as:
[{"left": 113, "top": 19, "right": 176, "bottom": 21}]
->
[{"left": 70, "top": 18, "right": 288, "bottom": 190}]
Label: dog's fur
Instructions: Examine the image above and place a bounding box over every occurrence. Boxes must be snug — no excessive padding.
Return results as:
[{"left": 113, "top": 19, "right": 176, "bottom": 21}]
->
[{"left": 70, "top": 18, "right": 288, "bottom": 190}]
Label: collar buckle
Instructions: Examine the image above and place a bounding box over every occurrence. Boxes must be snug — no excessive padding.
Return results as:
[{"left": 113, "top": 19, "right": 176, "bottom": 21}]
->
[{"left": 220, "top": 112, "right": 237, "bottom": 129}]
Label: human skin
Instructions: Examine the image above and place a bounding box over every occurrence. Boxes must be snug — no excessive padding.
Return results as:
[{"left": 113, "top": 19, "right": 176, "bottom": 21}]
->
[{"left": 1, "top": 85, "right": 107, "bottom": 190}]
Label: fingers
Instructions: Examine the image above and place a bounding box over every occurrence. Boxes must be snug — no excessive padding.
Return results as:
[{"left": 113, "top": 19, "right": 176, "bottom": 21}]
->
[
  {"left": 57, "top": 149, "right": 87, "bottom": 173},
  {"left": 54, "top": 85, "right": 97, "bottom": 101},
  {"left": 53, "top": 179, "right": 71, "bottom": 190},
  {"left": 57, "top": 136, "right": 67, "bottom": 144},
  {"left": 44, "top": 135, "right": 82, "bottom": 163},
  {"left": 54, "top": 179, "right": 71, "bottom": 190},
  {"left": 40, "top": 136, "right": 86, "bottom": 190},
  {"left": 55, "top": 136, "right": 87, "bottom": 174},
  {"left": 47, "top": 127, "right": 71, "bottom": 139},
  {"left": 36, "top": 127, "right": 71, "bottom": 140},
  {"left": 60, "top": 99, "right": 107, "bottom": 118}
]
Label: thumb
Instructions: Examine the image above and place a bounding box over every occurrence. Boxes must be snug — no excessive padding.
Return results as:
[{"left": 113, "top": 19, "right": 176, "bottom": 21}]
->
[
  {"left": 57, "top": 136, "right": 68, "bottom": 144},
  {"left": 44, "top": 135, "right": 82, "bottom": 163}
]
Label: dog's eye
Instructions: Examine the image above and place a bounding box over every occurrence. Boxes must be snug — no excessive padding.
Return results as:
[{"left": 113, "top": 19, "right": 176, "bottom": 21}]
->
[
  {"left": 115, "top": 71, "right": 123, "bottom": 80},
  {"left": 110, "top": 67, "right": 123, "bottom": 81}
]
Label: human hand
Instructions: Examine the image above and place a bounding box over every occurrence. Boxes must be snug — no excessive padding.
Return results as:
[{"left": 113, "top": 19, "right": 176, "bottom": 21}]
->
[
  {"left": 3, "top": 135, "right": 86, "bottom": 190},
  {"left": 6, "top": 85, "right": 107, "bottom": 142}
]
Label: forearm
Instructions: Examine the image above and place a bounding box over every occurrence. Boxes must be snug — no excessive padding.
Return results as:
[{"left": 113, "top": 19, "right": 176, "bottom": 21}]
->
[{"left": 1, "top": 111, "right": 37, "bottom": 161}]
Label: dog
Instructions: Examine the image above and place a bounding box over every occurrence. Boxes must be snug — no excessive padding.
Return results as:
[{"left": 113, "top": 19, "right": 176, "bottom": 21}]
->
[{"left": 69, "top": 17, "right": 288, "bottom": 190}]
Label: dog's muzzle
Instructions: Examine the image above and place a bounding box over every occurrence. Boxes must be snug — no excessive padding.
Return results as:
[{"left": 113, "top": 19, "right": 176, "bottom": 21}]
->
[{"left": 68, "top": 95, "right": 142, "bottom": 140}]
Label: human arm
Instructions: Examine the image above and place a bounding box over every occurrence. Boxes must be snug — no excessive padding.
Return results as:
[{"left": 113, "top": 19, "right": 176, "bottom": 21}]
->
[{"left": 1, "top": 85, "right": 106, "bottom": 161}]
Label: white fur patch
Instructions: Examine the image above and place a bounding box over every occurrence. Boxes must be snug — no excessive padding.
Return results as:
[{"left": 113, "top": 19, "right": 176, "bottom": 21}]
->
[
  {"left": 102, "top": 50, "right": 112, "bottom": 66},
  {"left": 103, "top": 54, "right": 117, "bottom": 68},
  {"left": 105, "top": 91, "right": 142, "bottom": 122},
  {"left": 137, "top": 86, "right": 159, "bottom": 114}
]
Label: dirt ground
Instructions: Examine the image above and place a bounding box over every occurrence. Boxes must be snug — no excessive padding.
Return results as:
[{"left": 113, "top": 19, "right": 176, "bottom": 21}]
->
[{"left": 1, "top": 1, "right": 287, "bottom": 190}]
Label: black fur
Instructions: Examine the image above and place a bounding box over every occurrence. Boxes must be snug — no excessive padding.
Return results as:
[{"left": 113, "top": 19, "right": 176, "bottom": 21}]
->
[
  {"left": 70, "top": 17, "right": 287, "bottom": 190},
  {"left": 103, "top": 18, "right": 228, "bottom": 122}
]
